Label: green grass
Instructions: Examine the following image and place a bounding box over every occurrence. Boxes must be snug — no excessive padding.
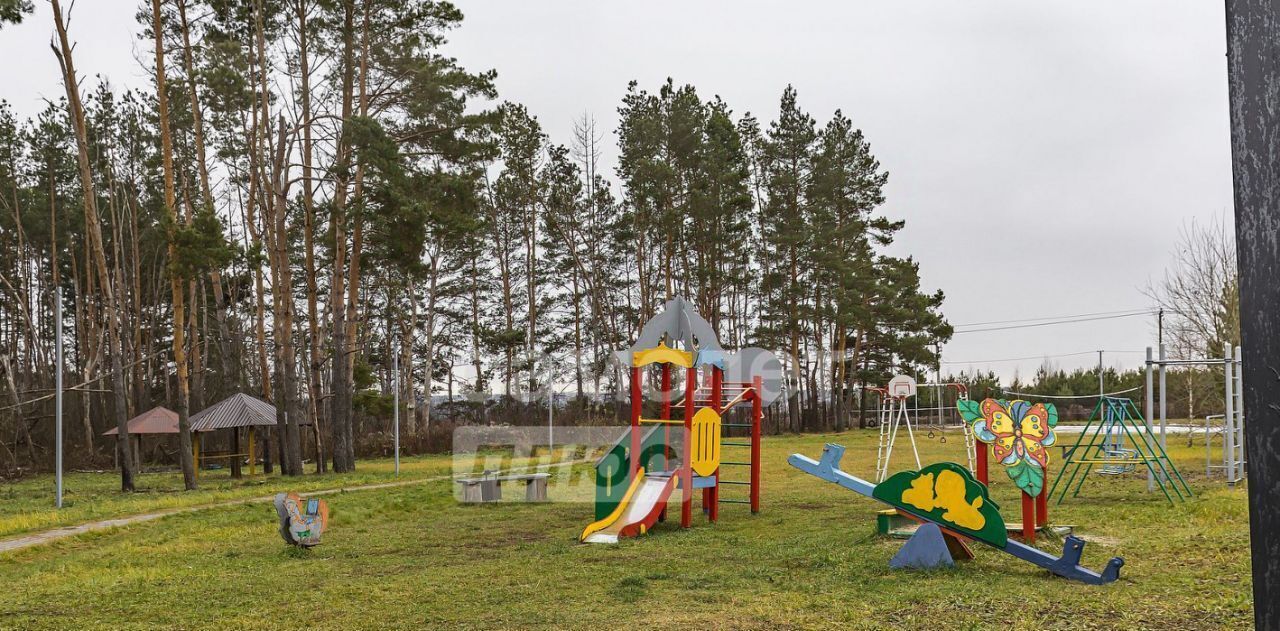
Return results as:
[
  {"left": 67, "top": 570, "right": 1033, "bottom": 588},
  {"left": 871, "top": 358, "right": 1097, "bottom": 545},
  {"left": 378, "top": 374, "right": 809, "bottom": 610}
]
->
[
  {"left": 0, "top": 428, "right": 1252, "bottom": 630},
  {"left": 0, "top": 454, "right": 467, "bottom": 539}
]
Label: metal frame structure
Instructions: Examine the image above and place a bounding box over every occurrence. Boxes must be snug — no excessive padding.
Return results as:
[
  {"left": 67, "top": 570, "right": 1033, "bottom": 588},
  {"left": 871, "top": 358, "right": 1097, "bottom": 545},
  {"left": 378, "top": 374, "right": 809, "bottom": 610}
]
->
[
  {"left": 1145, "top": 343, "right": 1245, "bottom": 485},
  {"left": 873, "top": 386, "right": 921, "bottom": 483},
  {"left": 872, "top": 380, "right": 974, "bottom": 482},
  {"left": 1051, "top": 396, "right": 1193, "bottom": 505}
]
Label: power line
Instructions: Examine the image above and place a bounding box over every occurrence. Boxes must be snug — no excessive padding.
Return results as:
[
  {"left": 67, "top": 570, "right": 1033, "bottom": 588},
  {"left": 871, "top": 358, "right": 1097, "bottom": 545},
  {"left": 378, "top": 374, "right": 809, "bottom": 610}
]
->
[
  {"left": 941, "top": 349, "right": 1149, "bottom": 365},
  {"left": 941, "top": 350, "right": 1099, "bottom": 365},
  {"left": 953, "top": 308, "right": 1154, "bottom": 328},
  {"left": 952, "top": 311, "right": 1152, "bottom": 334},
  {"left": 1000, "top": 386, "right": 1143, "bottom": 399}
]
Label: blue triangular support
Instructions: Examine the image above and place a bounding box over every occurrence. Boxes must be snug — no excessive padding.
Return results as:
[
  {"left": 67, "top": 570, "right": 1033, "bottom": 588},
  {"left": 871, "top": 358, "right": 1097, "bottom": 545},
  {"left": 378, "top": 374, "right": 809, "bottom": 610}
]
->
[{"left": 889, "top": 522, "right": 954, "bottom": 570}]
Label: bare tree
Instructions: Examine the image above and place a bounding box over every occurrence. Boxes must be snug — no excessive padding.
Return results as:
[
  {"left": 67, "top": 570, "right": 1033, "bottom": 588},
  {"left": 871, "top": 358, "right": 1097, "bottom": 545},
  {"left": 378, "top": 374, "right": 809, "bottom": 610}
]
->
[{"left": 1146, "top": 217, "right": 1241, "bottom": 358}]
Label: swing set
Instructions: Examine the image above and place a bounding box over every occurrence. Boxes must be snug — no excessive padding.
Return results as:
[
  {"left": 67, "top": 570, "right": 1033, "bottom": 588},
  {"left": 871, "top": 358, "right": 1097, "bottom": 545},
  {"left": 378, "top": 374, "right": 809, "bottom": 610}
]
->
[{"left": 1050, "top": 396, "right": 1193, "bottom": 504}]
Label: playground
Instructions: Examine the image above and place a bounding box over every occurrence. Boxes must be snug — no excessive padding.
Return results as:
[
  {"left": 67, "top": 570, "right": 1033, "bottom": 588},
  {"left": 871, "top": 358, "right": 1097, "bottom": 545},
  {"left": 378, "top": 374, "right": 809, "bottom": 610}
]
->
[
  {"left": 5, "top": 0, "right": 1280, "bottom": 624},
  {"left": 0, "top": 429, "right": 1251, "bottom": 630}
]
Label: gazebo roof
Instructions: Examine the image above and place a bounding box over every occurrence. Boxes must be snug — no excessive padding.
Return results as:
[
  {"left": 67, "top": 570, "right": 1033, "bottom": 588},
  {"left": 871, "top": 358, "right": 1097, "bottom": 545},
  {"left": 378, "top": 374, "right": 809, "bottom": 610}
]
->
[
  {"left": 190, "top": 393, "right": 279, "bottom": 432},
  {"left": 103, "top": 406, "right": 180, "bottom": 436}
]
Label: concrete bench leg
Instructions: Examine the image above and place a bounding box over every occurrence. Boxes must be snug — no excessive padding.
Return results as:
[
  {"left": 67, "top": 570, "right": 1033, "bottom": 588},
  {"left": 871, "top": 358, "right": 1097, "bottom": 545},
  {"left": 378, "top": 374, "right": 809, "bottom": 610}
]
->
[
  {"left": 482, "top": 479, "right": 502, "bottom": 502},
  {"left": 460, "top": 482, "right": 483, "bottom": 503},
  {"left": 525, "top": 478, "right": 548, "bottom": 502}
]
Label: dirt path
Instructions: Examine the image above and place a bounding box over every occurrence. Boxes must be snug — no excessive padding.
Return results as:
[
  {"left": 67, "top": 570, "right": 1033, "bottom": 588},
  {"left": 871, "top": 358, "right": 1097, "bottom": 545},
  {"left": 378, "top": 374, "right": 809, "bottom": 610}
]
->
[{"left": 0, "top": 459, "right": 590, "bottom": 556}]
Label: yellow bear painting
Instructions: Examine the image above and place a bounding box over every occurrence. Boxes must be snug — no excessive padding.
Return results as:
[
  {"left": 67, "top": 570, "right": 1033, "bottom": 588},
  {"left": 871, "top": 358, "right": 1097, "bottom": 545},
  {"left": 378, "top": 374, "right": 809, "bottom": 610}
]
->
[{"left": 899, "top": 469, "right": 986, "bottom": 531}]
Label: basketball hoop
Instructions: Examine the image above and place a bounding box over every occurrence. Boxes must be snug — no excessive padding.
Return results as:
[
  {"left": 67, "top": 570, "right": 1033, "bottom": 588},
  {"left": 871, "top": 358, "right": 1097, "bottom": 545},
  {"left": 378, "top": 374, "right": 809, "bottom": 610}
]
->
[{"left": 887, "top": 374, "right": 917, "bottom": 399}]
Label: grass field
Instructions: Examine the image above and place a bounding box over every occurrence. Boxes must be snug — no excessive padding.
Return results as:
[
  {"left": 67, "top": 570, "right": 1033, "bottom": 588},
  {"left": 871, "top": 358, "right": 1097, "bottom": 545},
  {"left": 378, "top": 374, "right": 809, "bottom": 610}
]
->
[
  {"left": 0, "top": 454, "right": 461, "bottom": 539},
  {"left": 0, "top": 427, "right": 1252, "bottom": 630}
]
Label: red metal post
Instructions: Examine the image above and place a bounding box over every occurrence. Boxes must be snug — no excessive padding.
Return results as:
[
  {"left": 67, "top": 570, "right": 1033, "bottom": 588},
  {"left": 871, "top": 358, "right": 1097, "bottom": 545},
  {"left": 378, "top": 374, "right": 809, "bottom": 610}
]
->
[
  {"left": 751, "top": 374, "right": 763, "bottom": 513},
  {"left": 975, "top": 444, "right": 989, "bottom": 485},
  {"left": 661, "top": 363, "right": 671, "bottom": 471},
  {"left": 1036, "top": 469, "right": 1049, "bottom": 527},
  {"left": 630, "top": 366, "right": 641, "bottom": 477},
  {"left": 709, "top": 367, "right": 723, "bottom": 522},
  {"left": 682, "top": 366, "right": 696, "bottom": 528},
  {"left": 1021, "top": 492, "right": 1035, "bottom": 543}
]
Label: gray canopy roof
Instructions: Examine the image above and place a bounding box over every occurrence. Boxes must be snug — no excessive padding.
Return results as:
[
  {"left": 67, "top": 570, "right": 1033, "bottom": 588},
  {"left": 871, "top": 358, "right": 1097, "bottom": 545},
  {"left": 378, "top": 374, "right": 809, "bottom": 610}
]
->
[
  {"left": 616, "top": 297, "right": 725, "bottom": 367},
  {"left": 633, "top": 297, "right": 723, "bottom": 353},
  {"left": 190, "top": 393, "right": 279, "bottom": 431},
  {"left": 613, "top": 298, "right": 784, "bottom": 404}
]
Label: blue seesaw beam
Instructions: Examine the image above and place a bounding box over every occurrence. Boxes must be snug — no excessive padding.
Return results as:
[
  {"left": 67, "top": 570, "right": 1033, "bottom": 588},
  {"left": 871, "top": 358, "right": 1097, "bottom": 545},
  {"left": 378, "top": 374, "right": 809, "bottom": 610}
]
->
[{"left": 788, "top": 443, "right": 1124, "bottom": 585}]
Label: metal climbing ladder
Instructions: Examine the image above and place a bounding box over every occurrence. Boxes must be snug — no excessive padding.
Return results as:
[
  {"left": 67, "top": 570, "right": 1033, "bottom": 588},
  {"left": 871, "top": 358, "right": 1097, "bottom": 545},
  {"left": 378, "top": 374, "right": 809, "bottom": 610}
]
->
[
  {"left": 869, "top": 387, "right": 891, "bottom": 480},
  {"left": 874, "top": 393, "right": 922, "bottom": 483},
  {"left": 691, "top": 374, "right": 762, "bottom": 515},
  {"left": 957, "top": 390, "right": 977, "bottom": 474}
]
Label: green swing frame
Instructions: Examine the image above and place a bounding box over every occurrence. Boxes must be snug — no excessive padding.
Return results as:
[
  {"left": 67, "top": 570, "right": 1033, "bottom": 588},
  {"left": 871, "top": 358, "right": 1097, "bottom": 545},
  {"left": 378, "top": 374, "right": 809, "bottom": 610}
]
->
[{"left": 1050, "top": 396, "right": 1193, "bottom": 505}]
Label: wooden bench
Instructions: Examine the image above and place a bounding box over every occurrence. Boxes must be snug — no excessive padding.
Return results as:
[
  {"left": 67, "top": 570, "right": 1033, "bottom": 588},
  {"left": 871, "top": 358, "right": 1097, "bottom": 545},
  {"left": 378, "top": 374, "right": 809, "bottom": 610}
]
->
[{"left": 455, "top": 473, "right": 550, "bottom": 502}]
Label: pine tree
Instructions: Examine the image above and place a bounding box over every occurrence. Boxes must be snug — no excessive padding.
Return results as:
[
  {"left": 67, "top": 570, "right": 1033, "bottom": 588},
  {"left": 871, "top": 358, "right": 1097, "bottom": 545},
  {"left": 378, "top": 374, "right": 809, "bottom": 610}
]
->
[{"left": 760, "top": 85, "right": 817, "bottom": 431}]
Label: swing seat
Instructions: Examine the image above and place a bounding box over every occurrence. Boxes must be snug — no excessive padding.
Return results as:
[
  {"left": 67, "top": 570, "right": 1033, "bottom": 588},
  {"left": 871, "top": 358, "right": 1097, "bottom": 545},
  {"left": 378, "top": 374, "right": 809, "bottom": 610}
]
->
[{"left": 1097, "top": 447, "right": 1138, "bottom": 475}]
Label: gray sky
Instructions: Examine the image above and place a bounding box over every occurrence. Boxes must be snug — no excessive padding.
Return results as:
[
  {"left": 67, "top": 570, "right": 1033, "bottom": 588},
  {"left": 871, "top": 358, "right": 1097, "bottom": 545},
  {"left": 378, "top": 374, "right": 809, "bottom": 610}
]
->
[{"left": 1, "top": 1, "right": 1234, "bottom": 383}]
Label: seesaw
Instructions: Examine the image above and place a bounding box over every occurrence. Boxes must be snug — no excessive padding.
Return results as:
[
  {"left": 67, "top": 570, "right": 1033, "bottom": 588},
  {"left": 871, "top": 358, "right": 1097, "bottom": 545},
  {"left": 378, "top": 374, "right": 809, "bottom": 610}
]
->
[{"left": 788, "top": 443, "right": 1124, "bottom": 585}]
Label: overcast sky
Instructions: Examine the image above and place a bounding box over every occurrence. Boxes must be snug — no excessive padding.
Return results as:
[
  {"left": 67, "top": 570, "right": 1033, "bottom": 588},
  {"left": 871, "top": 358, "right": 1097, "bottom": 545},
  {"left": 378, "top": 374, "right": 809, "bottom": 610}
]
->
[{"left": 0, "top": 1, "right": 1234, "bottom": 384}]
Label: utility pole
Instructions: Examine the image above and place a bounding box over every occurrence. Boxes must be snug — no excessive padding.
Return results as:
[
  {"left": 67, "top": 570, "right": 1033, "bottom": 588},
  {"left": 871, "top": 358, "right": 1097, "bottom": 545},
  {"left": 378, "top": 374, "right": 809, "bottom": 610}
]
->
[
  {"left": 1225, "top": 2, "right": 1280, "bottom": 625},
  {"left": 55, "top": 287, "right": 63, "bottom": 508},
  {"left": 1097, "top": 350, "right": 1104, "bottom": 398},
  {"left": 393, "top": 349, "right": 399, "bottom": 476}
]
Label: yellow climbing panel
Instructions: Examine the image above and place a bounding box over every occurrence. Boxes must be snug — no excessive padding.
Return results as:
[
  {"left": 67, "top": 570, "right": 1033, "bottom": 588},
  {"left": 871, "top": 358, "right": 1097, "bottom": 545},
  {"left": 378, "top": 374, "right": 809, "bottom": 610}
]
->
[{"left": 690, "top": 407, "right": 722, "bottom": 478}]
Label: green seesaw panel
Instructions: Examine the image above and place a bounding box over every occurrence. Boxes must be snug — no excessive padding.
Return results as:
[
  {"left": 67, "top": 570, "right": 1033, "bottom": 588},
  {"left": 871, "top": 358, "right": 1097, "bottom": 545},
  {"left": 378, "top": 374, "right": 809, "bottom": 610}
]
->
[{"left": 872, "top": 462, "right": 1007, "bottom": 548}]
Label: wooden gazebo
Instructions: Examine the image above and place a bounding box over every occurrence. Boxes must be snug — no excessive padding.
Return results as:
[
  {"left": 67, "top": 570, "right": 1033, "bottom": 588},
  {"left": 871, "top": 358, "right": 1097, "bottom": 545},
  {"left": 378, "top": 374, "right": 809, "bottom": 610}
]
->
[
  {"left": 103, "top": 406, "right": 179, "bottom": 468},
  {"left": 189, "top": 393, "right": 278, "bottom": 477}
]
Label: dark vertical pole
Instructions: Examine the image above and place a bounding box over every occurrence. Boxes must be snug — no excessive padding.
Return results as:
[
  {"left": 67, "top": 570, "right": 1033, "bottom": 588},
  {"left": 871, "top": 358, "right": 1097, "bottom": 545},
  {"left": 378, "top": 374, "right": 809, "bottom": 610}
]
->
[
  {"left": 1225, "top": 3, "right": 1280, "bottom": 625},
  {"left": 231, "top": 427, "right": 242, "bottom": 478}
]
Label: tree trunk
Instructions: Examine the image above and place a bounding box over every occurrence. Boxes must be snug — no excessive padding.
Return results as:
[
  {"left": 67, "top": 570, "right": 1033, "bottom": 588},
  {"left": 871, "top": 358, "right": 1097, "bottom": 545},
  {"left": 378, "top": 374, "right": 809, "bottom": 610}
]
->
[
  {"left": 177, "top": 0, "right": 236, "bottom": 395},
  {"left": 269, "top": 115, "right": 304, "bottom": 475},
  {"left": 329, "top": 0, "right": 357, "bottom": 473},
  {"left": 296, "top": 0, "right": 326, "bottom": 474},
  {"left": 151, "top": 0, "right": 197, "bottom": 490},
  {"left": 51, "top": 0, "right": 135, "bottom": 491}
]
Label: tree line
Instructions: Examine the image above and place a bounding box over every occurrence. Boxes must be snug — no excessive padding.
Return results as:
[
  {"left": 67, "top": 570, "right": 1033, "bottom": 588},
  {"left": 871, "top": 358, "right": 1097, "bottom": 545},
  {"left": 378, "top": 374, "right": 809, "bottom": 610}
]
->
[{"left": 0, "top": 0, "right": 950, "bottom": 485}]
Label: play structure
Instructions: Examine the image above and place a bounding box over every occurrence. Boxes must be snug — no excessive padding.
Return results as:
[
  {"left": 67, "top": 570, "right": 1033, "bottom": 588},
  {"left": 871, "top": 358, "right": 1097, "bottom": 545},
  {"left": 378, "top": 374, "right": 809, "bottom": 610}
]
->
[
  {"left": 790, "top": 444, "right": 1123, "bottom": 584},
  {"left": 1051, "top": 395, "right": 1193, "bottom": 504},
  {"left": 957, "top": 398, "right": 1061, "bottom": 542},
  {"left": 1146, "top": 344, "right": 1245, "bottom": 484},
  {"left": 872, "top": 376, "right": 920, "bottom": 483},
  {"left": 274, "top": 492, "right": 329, "bottom": 547},
  {"left": 872, "top": 377, "right": 975, "bottom": 482},
  {"left": 580, "top": 298, "right": 782, "bottom": 544}
]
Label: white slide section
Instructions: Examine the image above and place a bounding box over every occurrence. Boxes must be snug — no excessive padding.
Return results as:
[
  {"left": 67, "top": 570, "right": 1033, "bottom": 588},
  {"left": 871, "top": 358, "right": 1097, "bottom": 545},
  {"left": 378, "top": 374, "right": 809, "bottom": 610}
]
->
[{"left": 582, "top": 474, "right": 674, "bottom": 544}]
